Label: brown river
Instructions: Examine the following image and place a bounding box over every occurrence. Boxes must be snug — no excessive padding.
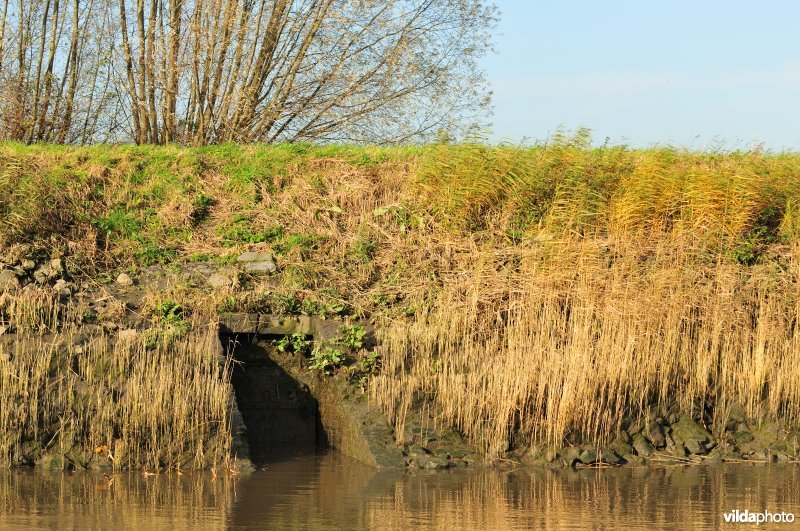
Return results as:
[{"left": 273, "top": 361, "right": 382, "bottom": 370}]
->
[{"left": 2, "top": 451, "right": 800, "bottom": 530}]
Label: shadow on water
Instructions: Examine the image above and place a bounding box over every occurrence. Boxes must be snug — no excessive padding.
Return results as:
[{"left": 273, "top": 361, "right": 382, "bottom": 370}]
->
[
  {"left": 228, "top": 336, "right": 328, "bottom": 466},
  {"left": 3, "top": 457, "right": 800, "bottom": 529}
]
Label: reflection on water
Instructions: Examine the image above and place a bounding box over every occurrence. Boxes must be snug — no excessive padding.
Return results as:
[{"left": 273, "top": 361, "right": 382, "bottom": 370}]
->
[{"left": 3, "top": 452, "right": 800, "bottom": 530}]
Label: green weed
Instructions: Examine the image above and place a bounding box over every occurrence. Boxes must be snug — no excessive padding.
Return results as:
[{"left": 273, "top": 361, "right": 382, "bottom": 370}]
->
[{"left": 309, "top": 345, "right": 347, "bottom": 374}]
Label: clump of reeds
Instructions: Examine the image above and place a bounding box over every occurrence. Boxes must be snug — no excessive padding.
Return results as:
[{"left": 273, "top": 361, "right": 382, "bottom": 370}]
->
[
  {"left": 372, "top": 238, "right": 800, "bottom": 456},
  {"left": 0, "top": 290, "right": 234, "bottom": 471}
]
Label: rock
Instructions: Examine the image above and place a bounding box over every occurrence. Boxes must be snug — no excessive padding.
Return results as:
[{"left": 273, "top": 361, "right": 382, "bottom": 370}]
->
[
  {"left": 734, "top": 431, "right": 754, "bottom": 443},
  {"left": 417, "top": 455, "right": 450, "bottom": 469},
  {"left": 579, "top": 447, "right": 597, "bottom": 464},
  {"left": 407, "top": 445, "right": 430, "bottom": 457},
  {"left": 623, "top": 453, "right": 642, "bottom": 465},
  {"left": 611, "top": 440, "right": 633, "bottom": 457},
  {"left": 33, "top": 264, "right": 53, "bottom": 284},
  {"left": 238, "top": 252, "right": 277, "bottom": 274},
  {"left": 684, "top": 439, "right": 706, "bottom": 455},
  {"left": 728, "top": 402, "right": 747, "bottom": 423},
  {"left": 0, "top": 269, "right": 19, "bottom": 290},
  {"left": 750, "top": 450, "right": 774, "bottom": 462},
  {"left": 193, "top": 263, "right": 215, "bottom": 276},
  {"left": 40, "top": 453, "right": 67, "bottom": 471},
  {"left": 770, "top": 440, "right": 787, "bottom": 453},
  {"left": 245, "top": 260, "right": 277, "bottom": 274},
  {"left": 446, "top": 449, "right": 471, "bottom": 459},
  {"left": 53, "top": 279, "right": 71, "bottom": 297},
  {"left": 785, "top": 431, "right": 800, "bottom": 455},
  {"left": 237, "top": 251, "right": 268, "bottom": 262},
  {"left": 21, "top": 259, "right": 36, "bottom": 271},
  {"left": 50, "top": 258, "right": 64, "bottom": 274},
  {"left": 644, "top": 422, "right": 666, "bottom": 448},
  {"left": 615, "top": 430, "right": 632, "bottom": 444},
  {"left": 598, "top": 447, "right": 622, "bottom": 464},
  {"left": 627, "top": 418, "right": 645, "bottom": 435},
  {"left": 207, "top": 272, "right": 232, "bottom": 288},
  {"left": 116, "top": 273, "right": 134, "bottom": 286},
  {"left": 669, "top": 443, "right": 687, "bottom": 458},
  {"left": 561, "top": 446, "right": 582, "bottom": 467},
  {"left": 432, "top": 448, "right": 449, "bottom": 458},
  {"left": 118, "top": 329, "right": 138, "bottom": 343},
  {"left": 670, "top": 418, "right": 714, "bottom": 454},
  {"left": 632, "top": 434, "right": 655, "bottom": 457}
]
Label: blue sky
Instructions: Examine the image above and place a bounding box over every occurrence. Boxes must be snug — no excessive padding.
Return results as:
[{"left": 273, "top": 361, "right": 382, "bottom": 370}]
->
[{"left": 483, "top": 1, "right": 800, "bottom": 150}]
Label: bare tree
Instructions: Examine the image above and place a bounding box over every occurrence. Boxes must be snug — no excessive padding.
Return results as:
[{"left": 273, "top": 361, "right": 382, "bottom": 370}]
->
[
  {"left": 1, "top": 0, "right": 497, "bottom": 145},
  {"left": 0, "top": 0, "right": 114, "bottom": 142}
]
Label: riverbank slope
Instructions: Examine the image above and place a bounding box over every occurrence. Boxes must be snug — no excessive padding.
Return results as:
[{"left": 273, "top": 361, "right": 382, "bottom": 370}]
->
[{"left": 2, "top": 138, "right": 800, "bottom": 470}]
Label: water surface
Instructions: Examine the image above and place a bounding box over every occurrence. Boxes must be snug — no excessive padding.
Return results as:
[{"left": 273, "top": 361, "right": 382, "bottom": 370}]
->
[{"left": 2, "top": 452, "right": 799, "bottom": 529}]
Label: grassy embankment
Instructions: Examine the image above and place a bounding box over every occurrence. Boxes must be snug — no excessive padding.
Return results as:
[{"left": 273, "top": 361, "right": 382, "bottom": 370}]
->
[{"left": 2, "top": 135, "right": 800, "bottom": 463}]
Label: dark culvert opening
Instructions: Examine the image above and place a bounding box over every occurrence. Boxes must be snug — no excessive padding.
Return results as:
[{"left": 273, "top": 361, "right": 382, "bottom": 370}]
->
[{"left": 225, "top": 334, "right": 328, "bottom": 464}]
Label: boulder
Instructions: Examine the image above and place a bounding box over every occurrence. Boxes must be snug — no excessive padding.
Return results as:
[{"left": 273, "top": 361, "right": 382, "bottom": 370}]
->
[
  {"left": 670, "top": 418, "right": 715, "bottom": 455},
  {"left": 417, "top": 455, "right": 450, "bottom": 469},
  {"left": 33, "top": 264, "right": 53, "bottom": 284},
  {"left": 53, "top": 279, "right": 71, "bottom": 297},
  {"left": 238, "top": 252, "right": 277, "bottom": 274},
  {"left": 407, "top": 445, "right": 430, "bottom": 457},
  {"left": 597, "top": 447, "right": 622, "bottom": 464},
  {"left": 615, "top": 430, "right": 632, "bottom": 444},
  {"left": 207, "top": 272, "right": 233, "bottom": 288},
  {"left": 0, "top": 269, "right": 19, "bottom": 290},
  {"left": 644, "top": 422, "right": 667, "bottom": 448},
  {"left": 622, "top": 453, "right": 642, "bottom": 465},
  {"left": 684, "top": 439, "right": 706, "bottom": 455},
  {"left": 560, "top": 446, "right": 582, "bottom": 467},
  {"left": 611, "top": 433, "right": 634, "bottom": 456},
  {"left": 50, "top": 258, "right": 64, "bottom": 274},
  {"left": 579, "top": 447, "right": 597, "bottom": 464},
  {"left": 116, "top": 273, "right": 134, "bottom": 286},
  {"left": 632, "top": 434, "right": 655, "bottom": 457}
]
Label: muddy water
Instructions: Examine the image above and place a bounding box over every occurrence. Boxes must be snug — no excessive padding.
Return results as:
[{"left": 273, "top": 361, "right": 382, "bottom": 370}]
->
[{"left": 2, "top": 452, "right": 800, "bottom": 530}]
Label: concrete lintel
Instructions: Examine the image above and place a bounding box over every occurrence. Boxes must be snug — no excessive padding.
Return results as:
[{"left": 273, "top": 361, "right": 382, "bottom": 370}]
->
[{"left": 219, "top": 312, "right": 341, "bottom": 343}]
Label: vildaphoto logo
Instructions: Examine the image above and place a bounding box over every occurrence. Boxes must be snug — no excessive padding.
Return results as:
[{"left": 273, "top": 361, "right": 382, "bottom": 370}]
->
[{"left": 723, "top": 509, "right": 795, "bottom": 525}]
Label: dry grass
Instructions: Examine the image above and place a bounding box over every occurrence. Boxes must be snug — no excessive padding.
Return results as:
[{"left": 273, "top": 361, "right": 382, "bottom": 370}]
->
[
  {"left": 0, "top": 290, "right": 234, "bottom": 471},
  {"left": 372, "top": 239, "right": 800, "bottom": 455}
]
